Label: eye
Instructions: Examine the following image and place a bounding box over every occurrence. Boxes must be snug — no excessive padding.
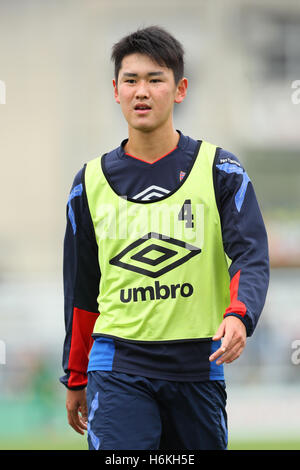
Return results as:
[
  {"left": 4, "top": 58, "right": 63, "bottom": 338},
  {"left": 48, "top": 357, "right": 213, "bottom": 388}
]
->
[
  {"left": 125, "top": 79, "right": 136, "bottom": 84},
  {"left": 150, "top": 79, "right": 162, "bottom": 83}
]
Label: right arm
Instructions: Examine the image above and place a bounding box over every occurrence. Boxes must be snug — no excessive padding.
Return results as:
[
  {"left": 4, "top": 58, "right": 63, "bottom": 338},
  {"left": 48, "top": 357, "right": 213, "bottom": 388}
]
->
[{"left": 60, "top": 166, "right": 101, "bottom": 433}]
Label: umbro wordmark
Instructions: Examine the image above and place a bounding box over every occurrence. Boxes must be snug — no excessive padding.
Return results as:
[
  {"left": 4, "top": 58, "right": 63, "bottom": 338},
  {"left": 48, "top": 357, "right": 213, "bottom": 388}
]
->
[{"left": 120, "top": 280, "right": 194, "bottom": 303}]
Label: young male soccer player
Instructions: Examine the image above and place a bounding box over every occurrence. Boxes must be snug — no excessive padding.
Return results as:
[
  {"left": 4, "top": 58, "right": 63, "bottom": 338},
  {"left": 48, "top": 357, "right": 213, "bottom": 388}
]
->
[{"left": 60, "top": 26, "right": 269, "bottom": 450}]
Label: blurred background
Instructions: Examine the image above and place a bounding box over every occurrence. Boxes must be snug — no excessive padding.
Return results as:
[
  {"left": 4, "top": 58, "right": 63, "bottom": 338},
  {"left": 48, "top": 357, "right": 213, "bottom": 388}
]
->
[{"left": 0, "top": 0, "right": 300, "bottom": 450}]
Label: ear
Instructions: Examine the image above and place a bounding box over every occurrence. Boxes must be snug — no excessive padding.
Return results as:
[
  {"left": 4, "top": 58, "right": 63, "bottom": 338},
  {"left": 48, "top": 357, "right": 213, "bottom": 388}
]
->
[
  {"left": 113, "top": 79, "right": 120, "bottom": 104},
  {"left": 174, "top": 77, "right": 188, "bottom": 104}
]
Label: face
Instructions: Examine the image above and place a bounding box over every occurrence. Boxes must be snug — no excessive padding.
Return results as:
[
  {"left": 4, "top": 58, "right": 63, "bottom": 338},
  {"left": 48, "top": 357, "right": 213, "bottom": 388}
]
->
[{"left": 113, "top": 53, "right": 187, "bottom": 133}]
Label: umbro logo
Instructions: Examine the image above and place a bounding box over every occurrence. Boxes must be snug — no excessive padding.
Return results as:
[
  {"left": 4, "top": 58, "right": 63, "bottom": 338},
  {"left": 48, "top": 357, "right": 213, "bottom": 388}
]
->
[
  {"left": 132, "top": 185, "right": 170, "bottom": 201},
  {"left": 109, "top": 232, "right": 201, "bottom": 279},
  {"left": 120, "top": 280, "right": 194, "bottom": 303}
]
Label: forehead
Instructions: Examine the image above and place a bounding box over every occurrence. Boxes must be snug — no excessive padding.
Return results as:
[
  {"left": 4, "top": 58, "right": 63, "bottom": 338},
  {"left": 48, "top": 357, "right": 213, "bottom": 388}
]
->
[{"left": 119, "top": 53, "right": 170, "bottom": 76}]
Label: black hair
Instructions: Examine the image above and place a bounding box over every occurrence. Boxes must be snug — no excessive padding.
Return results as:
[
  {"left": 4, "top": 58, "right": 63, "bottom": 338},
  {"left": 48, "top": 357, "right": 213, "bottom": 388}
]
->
[{"left": 111, "top": 26, "right": 185, "bottom": 85}]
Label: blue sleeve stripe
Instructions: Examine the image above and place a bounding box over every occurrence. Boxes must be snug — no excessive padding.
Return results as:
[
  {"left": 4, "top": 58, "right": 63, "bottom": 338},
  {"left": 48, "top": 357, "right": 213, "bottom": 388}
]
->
[
  {"left": 67, "top": 183, "right": 83, "bottom": 234},
  {"left": 216, "top": 162, "right": 244, "bottom": 175},
  {"left": 216, "top": 163, "right": 250, "bottom": 212},
  {"left": 235, "top": 172, "right": 250, "bottom": 212},
  {"left": 209, "top": 339, "right": 224, "bottom": 380},
  {"left": 88, "top": 337, "right": 115, "bottom": 372}
]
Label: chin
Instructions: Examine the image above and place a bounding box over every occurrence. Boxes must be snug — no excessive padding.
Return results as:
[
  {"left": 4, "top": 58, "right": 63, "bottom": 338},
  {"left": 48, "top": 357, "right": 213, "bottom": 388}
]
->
[{"left": 131, "top": 122, "right": 157, "bottom": 133}]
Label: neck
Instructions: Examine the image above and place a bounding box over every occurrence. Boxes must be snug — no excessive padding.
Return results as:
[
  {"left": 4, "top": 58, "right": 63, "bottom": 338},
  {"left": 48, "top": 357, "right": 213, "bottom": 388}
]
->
[{"left": 124, "top": 124, "right": 180, "bottom": 163}]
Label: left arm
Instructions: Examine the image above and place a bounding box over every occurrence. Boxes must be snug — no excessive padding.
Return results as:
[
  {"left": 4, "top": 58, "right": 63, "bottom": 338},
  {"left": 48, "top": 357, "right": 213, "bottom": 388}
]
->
[{"left": 209, "top": 149, "right": 270, "bottom": 365}]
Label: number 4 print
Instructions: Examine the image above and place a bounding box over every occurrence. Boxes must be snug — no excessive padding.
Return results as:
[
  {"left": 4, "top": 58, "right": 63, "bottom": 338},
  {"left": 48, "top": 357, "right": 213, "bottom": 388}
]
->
[{"left": 178, "top": 199, "right": 194, "bottom": 228}]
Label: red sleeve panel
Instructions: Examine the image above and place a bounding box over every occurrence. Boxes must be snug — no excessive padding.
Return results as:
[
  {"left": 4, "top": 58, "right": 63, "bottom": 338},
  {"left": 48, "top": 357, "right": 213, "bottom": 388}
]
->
[
  {"left": 224, "top": 270, "right": 247, "bottom": 318},
  {"left": 67, "top": 307, "right": 100, "bottom": 388}
]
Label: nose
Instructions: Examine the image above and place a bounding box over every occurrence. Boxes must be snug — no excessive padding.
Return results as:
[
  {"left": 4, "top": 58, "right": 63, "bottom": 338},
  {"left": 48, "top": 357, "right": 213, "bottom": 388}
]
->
[{"left": 135, "top": 80, "right": 149, "bottom": 99}]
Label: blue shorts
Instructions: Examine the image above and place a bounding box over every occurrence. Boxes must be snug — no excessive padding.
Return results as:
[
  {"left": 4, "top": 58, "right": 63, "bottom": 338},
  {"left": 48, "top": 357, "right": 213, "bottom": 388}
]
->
[{"left": 86, "top": 371, "right": 228, "bottom": 450}]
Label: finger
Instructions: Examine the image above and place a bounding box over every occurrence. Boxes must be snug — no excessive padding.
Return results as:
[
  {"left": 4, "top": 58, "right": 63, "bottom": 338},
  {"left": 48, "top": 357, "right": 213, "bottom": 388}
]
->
[
  {"left": 220, "top": 327, "right": 235, "bottom": 350},
  {"left": 79, "top": 403, "right": 88, "bottom": 424},
  {"left": 212, "top": 322, "right": 226, "bottom": 341},
  {"left": 216, "top": 343, "right": 244, "bottom": 365},
  {"left": 74, "top": 410, "right": 88, "bottom": 432},
  {"left": 214, "top": 334, "right": 241, "bottom": 363},
  {"left": 67, "top": 409, "right": 86, "bottom": 435},
  {"left": 209, "top": 342, "right": 227, "bottom": 362},
  {"left": 68, "top": 415, "right": 85, "bottom": 435},
  {"left": 219, "top": 331, "right": 246, "bottom": 364},
  {"left": 78, "top": 413, "right": 88, "bottom": 430},
  {"left": 210, "top": 329, "right": 240, "bottom": 363}
]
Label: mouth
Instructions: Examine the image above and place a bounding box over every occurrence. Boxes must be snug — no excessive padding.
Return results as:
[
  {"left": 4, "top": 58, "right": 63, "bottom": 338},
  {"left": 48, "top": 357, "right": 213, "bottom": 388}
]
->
[{"left": 134, "top": 104, "right": 151, "bottom": 114}]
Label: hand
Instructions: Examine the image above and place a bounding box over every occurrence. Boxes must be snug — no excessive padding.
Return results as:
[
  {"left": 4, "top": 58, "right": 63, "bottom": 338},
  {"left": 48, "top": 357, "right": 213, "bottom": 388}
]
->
[
  {"left": 209, "top": 316, "right": 247, "bottom": 365},
  {"left": 66, "top": 388, "right": 88, "bottom": 435}
]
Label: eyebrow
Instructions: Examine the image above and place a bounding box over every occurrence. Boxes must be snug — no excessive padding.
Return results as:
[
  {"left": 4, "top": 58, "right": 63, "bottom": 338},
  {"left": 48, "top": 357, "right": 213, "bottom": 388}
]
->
[{"left": 122, "top": 71, "right": 164, "bottom": 78}]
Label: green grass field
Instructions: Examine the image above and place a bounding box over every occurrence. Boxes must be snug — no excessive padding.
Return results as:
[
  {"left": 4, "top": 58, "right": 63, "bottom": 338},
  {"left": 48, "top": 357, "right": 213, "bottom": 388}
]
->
[
  {"left": 0, "top": 434, "right": 299, "bottom": 450},
  {"left": 1, "top": 398, "right": 299, "bottom": 451}
]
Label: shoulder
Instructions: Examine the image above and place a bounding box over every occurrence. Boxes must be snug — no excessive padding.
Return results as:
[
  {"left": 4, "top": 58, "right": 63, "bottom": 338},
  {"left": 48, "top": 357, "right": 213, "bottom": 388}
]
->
[
  {"left": 74, "top": 145, "right": 119, "bottom": 184},
  {"left": 212, "top": 146, "right": 251, "bottom": 205},
  {"left": 71, "top": 166, "right": 85, "bottom": 189},
  {"left": 214, "top": 147, "right": 245, "bottom": 172},
  {"left": 66, "top": 167, "right": 86, "bottom": 209},
  {"left": 213, "top": 147, "right": 249, "bottom": 195}
]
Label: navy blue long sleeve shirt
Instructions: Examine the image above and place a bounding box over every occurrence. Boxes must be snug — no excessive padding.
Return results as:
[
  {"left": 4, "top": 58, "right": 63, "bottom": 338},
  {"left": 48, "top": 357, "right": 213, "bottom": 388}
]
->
[{"left": 60, "top": 131, "right": 269, "bottom": 389}]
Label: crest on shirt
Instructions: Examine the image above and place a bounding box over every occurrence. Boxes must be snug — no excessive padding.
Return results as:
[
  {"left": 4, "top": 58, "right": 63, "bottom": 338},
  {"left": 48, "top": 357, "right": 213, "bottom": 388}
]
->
[{"left": 179, "top": 171, "right": 186, "bottom": 181}]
